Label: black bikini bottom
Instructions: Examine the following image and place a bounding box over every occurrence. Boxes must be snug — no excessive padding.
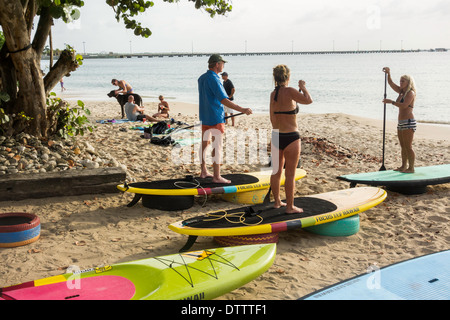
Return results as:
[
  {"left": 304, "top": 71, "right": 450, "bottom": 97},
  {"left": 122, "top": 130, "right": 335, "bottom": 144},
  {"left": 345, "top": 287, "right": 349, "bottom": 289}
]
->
[{"left": 272, "top": 131, "right": 301, "bottom": 150}]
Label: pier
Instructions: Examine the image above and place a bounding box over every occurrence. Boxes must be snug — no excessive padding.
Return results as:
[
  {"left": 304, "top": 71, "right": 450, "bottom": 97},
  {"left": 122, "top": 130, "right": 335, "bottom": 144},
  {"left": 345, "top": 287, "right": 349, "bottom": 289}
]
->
[{"left": 80, "top": 48, "right": 446, "bottom": 59}]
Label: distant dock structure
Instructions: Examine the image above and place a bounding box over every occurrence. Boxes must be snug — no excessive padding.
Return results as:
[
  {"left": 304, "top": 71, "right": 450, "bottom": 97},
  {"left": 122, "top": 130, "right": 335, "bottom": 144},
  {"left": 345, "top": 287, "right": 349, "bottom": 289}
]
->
[{"left": 81, "top": 48, "right": 447, "bottom": 59}]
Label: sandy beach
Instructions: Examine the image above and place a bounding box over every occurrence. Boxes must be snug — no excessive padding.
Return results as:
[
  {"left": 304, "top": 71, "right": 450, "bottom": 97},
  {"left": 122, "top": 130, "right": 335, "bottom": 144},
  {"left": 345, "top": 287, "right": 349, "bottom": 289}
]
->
[{"left": 1, "top": 99, "right": 449, "bottom": 300}]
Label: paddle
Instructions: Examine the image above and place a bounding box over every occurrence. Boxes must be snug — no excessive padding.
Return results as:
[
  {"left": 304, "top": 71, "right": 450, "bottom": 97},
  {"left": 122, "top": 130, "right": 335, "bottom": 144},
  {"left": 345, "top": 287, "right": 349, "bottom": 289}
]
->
[
  {"left": 171, "top": 112, "right": 245, "bottom": 132},
  {"left": 155, "top": 112, "right": 246, "bottom": 142},
  {"left": 380, "top": 72, "right": 387, "bottom": 171}
]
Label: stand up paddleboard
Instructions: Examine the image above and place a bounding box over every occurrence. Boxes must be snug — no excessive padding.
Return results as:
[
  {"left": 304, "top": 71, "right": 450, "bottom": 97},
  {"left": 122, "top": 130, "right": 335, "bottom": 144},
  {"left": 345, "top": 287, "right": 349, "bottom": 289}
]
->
[
  {"left": 117, "top": 168, "right": 306, "bottom": 211},
  {"left": 301, "top": 249, "right": 450, "bottom": 300},
  {"left": 169, "top": 187, "right": 386, "bottom": 251},
  {"left": 0, "top": 244, "right": 276, "bottom": 300},
  {"left": 337, "top": 164, "right": 450, "bottom": 194}
]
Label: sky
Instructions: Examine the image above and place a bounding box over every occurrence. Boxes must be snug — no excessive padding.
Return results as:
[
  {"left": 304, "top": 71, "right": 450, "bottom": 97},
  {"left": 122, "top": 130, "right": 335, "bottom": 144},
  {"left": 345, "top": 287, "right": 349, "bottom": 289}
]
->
[{"left": 44, "top": 0, "right": 450, "bottom": 54}]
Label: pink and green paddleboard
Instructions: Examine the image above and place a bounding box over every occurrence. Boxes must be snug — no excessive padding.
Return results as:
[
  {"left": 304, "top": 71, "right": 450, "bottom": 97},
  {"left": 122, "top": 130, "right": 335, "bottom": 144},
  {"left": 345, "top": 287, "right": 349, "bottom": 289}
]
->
[{"left": 1, "top": 244, "right": 276, "bottom": 300}]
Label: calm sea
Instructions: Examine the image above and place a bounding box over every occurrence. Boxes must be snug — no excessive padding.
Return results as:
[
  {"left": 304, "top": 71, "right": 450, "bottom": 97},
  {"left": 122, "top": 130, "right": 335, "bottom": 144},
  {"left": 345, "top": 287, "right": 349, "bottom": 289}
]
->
[{"left": 43, "top": 51, "right": 450, "bottom": 124}]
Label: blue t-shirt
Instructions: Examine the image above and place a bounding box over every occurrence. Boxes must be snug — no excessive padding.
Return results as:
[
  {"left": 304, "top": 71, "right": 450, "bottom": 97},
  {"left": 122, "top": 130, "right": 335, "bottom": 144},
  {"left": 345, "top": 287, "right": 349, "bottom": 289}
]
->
[{"left": 198, "top": 70, "right": 229, "bottom": 125}]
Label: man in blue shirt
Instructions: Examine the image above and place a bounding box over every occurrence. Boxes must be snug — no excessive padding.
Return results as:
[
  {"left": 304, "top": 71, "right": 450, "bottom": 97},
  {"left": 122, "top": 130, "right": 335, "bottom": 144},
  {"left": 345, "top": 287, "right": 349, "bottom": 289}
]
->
[{"left": 198, "top": 54, "right": 252, "bottom": 183}]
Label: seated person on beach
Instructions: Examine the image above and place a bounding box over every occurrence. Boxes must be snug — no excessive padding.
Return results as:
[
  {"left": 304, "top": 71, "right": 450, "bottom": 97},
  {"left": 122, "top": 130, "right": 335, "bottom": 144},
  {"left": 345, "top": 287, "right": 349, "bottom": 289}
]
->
[
  {"left": 111, "top": 79, "right": 134, "bottom": 95},
  {"left": 152, "top": 95, "right": 170, "bottom": 118},
  {"left": 124, "top": 95, "right": 158, "bottom": 122}
]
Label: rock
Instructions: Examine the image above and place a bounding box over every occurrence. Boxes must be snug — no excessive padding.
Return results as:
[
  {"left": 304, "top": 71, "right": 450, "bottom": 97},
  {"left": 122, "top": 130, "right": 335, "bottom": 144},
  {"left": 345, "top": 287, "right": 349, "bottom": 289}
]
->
[
  {"left": 0, "top": 134, "right": 121, "bottom": 176},
  {"left": 84, "top": 142, "right": 97, "bottom": 155},
  {"left": 80, "top": 159, "right": 99, "bottom": 169}
]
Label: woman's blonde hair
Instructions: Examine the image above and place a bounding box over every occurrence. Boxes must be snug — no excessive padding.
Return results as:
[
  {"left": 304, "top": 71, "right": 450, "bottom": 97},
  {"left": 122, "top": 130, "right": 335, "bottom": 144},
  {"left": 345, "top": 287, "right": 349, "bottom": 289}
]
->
[
  {"left": 273, "top": 64, "right": 290, "bottom": 87},
  {"left": 401, "top": 75, "right": 417, "bottom": 96}
]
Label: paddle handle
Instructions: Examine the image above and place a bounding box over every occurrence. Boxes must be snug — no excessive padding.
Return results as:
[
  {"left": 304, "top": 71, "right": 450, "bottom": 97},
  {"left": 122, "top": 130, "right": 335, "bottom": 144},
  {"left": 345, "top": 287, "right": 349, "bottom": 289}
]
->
[
  {"left": 225, "top": 112, "right": 244, "bottom": 119},
  {"left": 166, "top": 112, "right": 246, "bottom": 134}
]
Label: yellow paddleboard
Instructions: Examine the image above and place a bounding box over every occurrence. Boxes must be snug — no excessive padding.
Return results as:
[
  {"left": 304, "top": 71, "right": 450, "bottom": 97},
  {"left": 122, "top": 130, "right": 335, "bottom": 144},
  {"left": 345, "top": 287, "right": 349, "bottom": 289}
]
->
[
  {"left": 117, "top": 168, "right": 306, "bottom": 196},
  {"left": 169, "top": 187, "right": 387, "bottom": 237}
]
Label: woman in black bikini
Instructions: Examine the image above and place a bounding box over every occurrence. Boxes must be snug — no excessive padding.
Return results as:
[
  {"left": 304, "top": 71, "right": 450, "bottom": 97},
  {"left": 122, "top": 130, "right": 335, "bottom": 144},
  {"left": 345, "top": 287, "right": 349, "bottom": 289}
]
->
[
  {"left": 270, "top": 65, "right": 313, "bottom": 214},
  {"left": 382, "top": 67, "right": 417, "bottom": 173}
]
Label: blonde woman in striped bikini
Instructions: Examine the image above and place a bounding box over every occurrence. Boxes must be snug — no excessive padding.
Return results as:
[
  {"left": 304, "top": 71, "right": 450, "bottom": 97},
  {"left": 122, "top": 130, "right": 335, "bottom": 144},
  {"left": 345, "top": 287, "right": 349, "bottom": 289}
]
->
[{"left": 382, "top": 67, "right": 417, "bottom": 173}]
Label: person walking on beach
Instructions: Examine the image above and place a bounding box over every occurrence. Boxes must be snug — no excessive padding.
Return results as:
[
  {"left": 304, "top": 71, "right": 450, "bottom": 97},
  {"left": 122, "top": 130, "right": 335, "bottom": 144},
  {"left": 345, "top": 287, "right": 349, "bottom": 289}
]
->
[
  {"left": 111, "top": 78, "right": 134, "bottom": 95},
  {"left": 221, "top": 72, "right": 236, "bottom": 126},
  {"left": 198, "top": 54, "right": 253, "bottom": 183},
  {"left": 382, "top": 67, "right": 417, "bottom": 173},
  {"left": 270, "top": 64, "right": 312, "bottom": 214},
  {"left": 60, "top": 78, "right": 66, "bottom": 92}
]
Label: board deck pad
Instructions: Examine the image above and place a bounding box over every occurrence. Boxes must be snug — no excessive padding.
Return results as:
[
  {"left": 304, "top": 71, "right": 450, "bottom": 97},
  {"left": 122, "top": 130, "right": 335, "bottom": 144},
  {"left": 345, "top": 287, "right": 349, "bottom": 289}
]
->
[
  {"left": 130, "top": 173, "right": 259, "bottom": 190},
  {"left": 117, "top": 169, "right": 306, "bottom": 196},
  {"left": 183, "top": 197, "right": 338, "bottom": 229},
  {"left": 169, "top": 187, "right": 386, "bottom": 238},
  {"left": 301, "top": 250, "right": 450, "bottom": 300},
  {"left": 338, "top": 164, "right": 450, "bottom": 194},
  {"left": 0, "top": 244, "right": 276, "bottom": 300}
]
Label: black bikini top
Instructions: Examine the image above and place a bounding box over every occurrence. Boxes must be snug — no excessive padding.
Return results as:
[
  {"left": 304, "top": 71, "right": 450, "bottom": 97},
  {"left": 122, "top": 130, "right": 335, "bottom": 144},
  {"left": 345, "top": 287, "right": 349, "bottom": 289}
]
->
[
  {"left": 273, "top": 105, "right": 299, "bottom": 115},
  {"left": 398, "top": 95, "right": 414, "bottom": 108},
  {"left": 273, "top": 85, "right": 299, "bottom": 114}
]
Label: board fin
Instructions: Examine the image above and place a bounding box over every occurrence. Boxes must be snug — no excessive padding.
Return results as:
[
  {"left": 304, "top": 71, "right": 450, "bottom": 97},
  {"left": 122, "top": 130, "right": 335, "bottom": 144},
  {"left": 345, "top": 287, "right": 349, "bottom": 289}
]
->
[
  {"left": 179, "top": 236, "right": 198, "bottom": 252},
  {"left": 127, "top": 194, "right": 142, "bottom": 207},
  {"left": 263, "top": 187, "right": 271, "bottom": 204}
]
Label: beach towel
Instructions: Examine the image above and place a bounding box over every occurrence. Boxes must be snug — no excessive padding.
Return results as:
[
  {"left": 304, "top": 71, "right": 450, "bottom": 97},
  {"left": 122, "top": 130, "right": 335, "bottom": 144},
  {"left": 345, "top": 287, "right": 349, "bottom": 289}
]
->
[{"left": 96, "top": 119, "right": 136, "bottom": 124}]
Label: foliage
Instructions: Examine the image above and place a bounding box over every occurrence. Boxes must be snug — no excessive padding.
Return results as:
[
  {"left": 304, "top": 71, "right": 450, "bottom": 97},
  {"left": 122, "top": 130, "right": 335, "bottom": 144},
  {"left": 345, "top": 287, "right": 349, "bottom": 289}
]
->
[
  {"left": 0, "top": 108, "right": 9, "bottom": 134},
  {"left": 46, "top": 93, "right": 94, "bottom": 139},
  {"left": 0, "top": 30, "right": 4, "bottom": 49},
  {"left": 0, "top": 104, "right": 34, "bottom": 136},
  {"left": 0, "top": 0, "right": 233, "bottom": 138},
  {"left": 0, "top": 91, "right": 10, "bottom": 135},
  {"left": 105, "top": 0, "right": 233, "bottom": 37},
  {"left": 38, "top": 0, "right": 85, "bottom": 22},
  {"left": 65, "top": 44, "right": 84, "bottom": 66}
]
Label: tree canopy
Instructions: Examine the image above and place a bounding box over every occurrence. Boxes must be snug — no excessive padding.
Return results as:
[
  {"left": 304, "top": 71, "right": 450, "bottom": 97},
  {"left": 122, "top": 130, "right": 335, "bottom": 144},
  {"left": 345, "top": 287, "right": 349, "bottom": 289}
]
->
[{"left": 0, "top": 0, "right": 233, "bottom": 137}]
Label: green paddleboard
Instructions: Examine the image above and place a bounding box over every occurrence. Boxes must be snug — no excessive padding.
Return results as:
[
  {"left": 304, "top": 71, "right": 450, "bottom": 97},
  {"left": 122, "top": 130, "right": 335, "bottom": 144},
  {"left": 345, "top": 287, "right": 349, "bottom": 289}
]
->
[
  {"left": 0, "top": 244, "right": 276, "bottom": 300},
  {"left": 338, "top": 164, "right": 450, "bottom": 194}
]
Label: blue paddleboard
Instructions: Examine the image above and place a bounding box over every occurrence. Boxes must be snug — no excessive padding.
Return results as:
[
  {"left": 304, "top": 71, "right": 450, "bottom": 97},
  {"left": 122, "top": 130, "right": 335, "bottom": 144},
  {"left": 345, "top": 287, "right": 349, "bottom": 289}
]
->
[{"left": 301, "top": 250, "right": 450, "bottom": 300}]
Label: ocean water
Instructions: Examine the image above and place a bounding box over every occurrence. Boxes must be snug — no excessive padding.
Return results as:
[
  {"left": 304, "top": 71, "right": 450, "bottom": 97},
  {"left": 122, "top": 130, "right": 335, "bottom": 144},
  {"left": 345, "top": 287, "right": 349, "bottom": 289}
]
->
[{"left": 43, "top": 51, "right": 450, "bottom": 124}]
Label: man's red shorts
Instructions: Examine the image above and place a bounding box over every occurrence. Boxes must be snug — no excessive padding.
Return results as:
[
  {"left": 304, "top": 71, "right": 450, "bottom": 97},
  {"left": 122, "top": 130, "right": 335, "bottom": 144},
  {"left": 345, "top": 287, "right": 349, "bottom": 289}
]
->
[{"left": 201, "top": 123, "right": 225, "bottom": 134}]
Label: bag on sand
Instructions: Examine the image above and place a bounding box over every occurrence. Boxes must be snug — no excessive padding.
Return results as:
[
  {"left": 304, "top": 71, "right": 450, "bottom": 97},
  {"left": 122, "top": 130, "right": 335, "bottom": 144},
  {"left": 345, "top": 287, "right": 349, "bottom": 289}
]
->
[
  {"left": 151, "top": 121, "right": 168, "bottom": 134},
  {"left": 150, "top": 135, "right": 175, "bottom": 146},
  {"left": 143, "top": 126, "right": 152, "bottom": 139}
]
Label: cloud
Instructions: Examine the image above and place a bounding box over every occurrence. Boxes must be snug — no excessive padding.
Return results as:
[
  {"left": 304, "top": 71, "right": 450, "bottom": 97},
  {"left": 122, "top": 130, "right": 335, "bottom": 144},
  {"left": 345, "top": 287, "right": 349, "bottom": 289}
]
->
[{"left": 38, "top": 0, "right": 450, "bottom": 54}]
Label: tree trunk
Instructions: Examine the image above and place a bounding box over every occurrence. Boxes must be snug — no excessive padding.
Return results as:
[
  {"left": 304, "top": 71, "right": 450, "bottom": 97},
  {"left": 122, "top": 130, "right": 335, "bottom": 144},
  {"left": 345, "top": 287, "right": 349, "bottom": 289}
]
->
[
  {"left": 0, "top": 1, "right": 47, "bottom": 137},
  {"left": 0, "top": 1, "right": 79, "bottom": 138},
  {"left": 44, "top": 49, "right": 79, "bottom": 95},
  {"left": 15, "top": 51, "right": 48, "bottom": 137}
]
